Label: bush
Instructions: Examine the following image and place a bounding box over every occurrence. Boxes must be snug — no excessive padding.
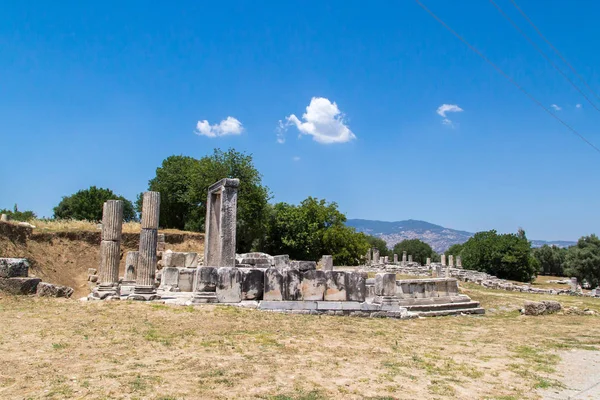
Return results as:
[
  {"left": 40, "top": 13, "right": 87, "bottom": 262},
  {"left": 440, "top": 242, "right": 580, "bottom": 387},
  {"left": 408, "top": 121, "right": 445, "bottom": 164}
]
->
[
  {"left": 53, "top": 186, "right": 136, "bottom": 222},
  {"left": 461, "top": 229, "right": 538, "bottom": 282},
  {"left": 0, "top": 204, "right": 37, "bottom": 222}
]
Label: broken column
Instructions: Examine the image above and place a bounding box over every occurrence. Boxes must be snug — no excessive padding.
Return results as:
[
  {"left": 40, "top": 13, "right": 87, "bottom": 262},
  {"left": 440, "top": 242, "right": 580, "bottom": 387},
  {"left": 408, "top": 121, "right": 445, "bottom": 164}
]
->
[
  {"left": 204, "top": 178, "right": 239, "bottom": 268},
  {"left": 448, "top": 255, "right": 454, "bottom": 268},
  {"left": 132, "top": 191, "right": 160, "bottom": 300},
  {"left": 408, "top": 255, "right": 413, "bottom": 263},
  {"left": 570, "top": 277, "right": 578, "bottom": 292},
  {"left": 441, "top": 254, "right": 446, "bottom": 266},
  {"left": 393, "top": 254, "right": 398, "bottom": 264},
  {"left": 456, "top": 256, "right": 462, "bottom": 268},
  {"left": 321, "top": 255, "right": 333, "bottom": 271},
  {"left": 94, "top": 200, "right": 124, "bottom": 299},
  {"left": 372, "top": 248, "right": 380, "bottom": 265},
  {"left": 366, "top": 249, "right": 372, "bottom": 266},
  {"left": 426, "top": 257, "right": 431, "bottom": 266},
  {"left": 402, "top": 251, "right": 407, "bottom": 265}
]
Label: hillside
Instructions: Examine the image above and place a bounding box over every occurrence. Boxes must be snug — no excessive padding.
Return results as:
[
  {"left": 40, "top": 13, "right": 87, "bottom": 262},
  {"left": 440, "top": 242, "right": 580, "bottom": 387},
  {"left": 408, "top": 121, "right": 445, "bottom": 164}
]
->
[{"left": 347, "top": 219, "right": 575, "bottom": 253}]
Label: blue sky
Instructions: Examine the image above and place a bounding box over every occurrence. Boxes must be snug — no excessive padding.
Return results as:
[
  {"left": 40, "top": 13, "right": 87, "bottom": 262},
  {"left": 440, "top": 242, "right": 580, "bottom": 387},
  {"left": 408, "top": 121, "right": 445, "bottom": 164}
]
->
[{"left": 1, "top": 0, "right": 599, "bottom": 241}]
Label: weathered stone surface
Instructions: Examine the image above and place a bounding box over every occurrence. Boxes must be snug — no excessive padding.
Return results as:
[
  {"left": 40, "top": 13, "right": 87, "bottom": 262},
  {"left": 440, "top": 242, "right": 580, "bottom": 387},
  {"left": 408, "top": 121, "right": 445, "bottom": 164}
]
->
[
  {"left": 101, "top": 200, "right": 124, "bottom": 241},
  {"left": 98, "top": 240, "right": 121, "bottom": 286},
  {"left": 372, "top": 248, "right": 380, "bottom": 265},
  {"left": 140, "top": 191, "right": 160, "bottom": 229},
  {"left": 259, "top": 300, "right": 317, "bottom": 310},
  {"left": 163, "top": 251, "right": 186, "bottom": 268},
  {"left": 375, "top": 273, "right": 396, "bottom": 296},
  {"left": 273, "top": 255, "right": 290, "bottom": 271},
  {"left": 301, "top": 270, "right": 326, "bottom": 301},
  {"left": 241, "top": 268, "right": 264, "bottom": 300},
  {"left": 0, "top": 214, "right": 8, "bottom": 222},
  {"left": 284, "top": 269, "right": 302, "bottom": 300},
  {"left": 264, "top": 268, "right": 284, "bottom": 301},
  {"left": 135, "top": 228, "right": 158, "bottom": 295},
  {"left": 316, "top": 301, "right": 362, "bottom": 310},
  {"left": 124, "top": 251, "right": 138, "bottom": 282},
  {"left": 324, "top": 271, "right": 347, "bottom": 301},
  {"left": 178, "top": 268, "right": 196, "bottom": 292},
  {"left": 195, "top": 267, "right": 218, "bottom": 292},
  {"left": 441, "top": 254, "right": 446, "bottom": 266},
  {"left": 0, "top": 277, "right": 41, "bottom": 294},
  {"left": 321, "top": 255, "right": 333, "bottom": 271},
  {"left": 184, "top": 253, "right": 199, "bottom": 268},
  {"left": 160, "top": 267, "right": 179, "bottom": 290},
  {"left": 393, "top": 254, "right": 398, "bottom": 264},
  {"left": 216, "top": 267, "right": 242, "bottom": 303},
  {"left": 0, "top": 258, "right": 29, "bottom": 278},
  {"left": 542, "top": 300, "right": 562, "bottom": 314},
  {"left": 205, "top": 179, "right": 239, "bottom": 268},
  {"left": 347, "top": 271, "right": 367, "bottom": 302},
  {"left": 36, "top": 282, "right": 74, "bottom": 298},
  {"left": 523, "top": 301, "right": 546, "bottom": 316},
  {"left": 290, "top": 261, "right": 317, "bottom": 272}
]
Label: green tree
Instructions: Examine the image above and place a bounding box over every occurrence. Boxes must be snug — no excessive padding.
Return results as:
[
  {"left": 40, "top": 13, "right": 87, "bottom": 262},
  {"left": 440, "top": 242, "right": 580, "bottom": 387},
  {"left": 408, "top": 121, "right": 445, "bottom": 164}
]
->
[
  {"left": 445, "top": 243, "right": 464, "bottom": 257},
  {"left": 0, "top": 204, "right": 37, "bottom": 222},
  {"left": 53, "top": 186, "right": 136, "bottom": 222},
  {"left": 322, "top": 225, "right": 371, "bottom": 266},
  {"left": 564, "top": 235, "right": 600, "bottom": 287},
  {"left": 393, "top": 239, "right": 436, "bottom": 265},
  {"left": 461, "top": 230, "right": 538, "bottom": 282},
  {"left": 365, "top": 235, "right": 390, "bottom": 257},
  {"left": 140, "top": 149, "right": 271, "bottom": 252},
  {"left": 532, "top": 245, "right": 566, "bottom": 276}
]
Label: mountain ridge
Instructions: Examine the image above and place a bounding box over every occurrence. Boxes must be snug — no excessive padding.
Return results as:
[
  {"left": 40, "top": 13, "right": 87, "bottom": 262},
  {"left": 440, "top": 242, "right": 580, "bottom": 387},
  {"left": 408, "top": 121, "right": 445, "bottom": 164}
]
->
[{"left": 346, "top": 218, "right": 575, "bottom": 253}]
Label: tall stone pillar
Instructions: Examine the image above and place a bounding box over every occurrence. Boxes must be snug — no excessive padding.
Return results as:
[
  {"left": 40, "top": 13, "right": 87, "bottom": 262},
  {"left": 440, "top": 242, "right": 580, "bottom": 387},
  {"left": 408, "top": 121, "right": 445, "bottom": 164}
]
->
[
  {"left": 366, "top": 249, "right": 372, "bottom": 266},
  {"left": 408, "top": 255, "right": 413, "bottom": 263},
  {"left": 393, "top": 254, "right": 398, "bottom": 264},
  {"left": 441, "top": 254, "right": 446, "bottom": 266},
  {"left": 132, "top": 191, "right": 161, "bottom": 300},
  {"left": 93, "top": 200, "right": 123, "bottom": 299},
  {"left": 456, "top": 256, "right": 462, "bottom": 268},
  {"left": 426, "top": 257, "right": 431, "bottom": 266},
  {"left": 372, "top": 248, "right": 380, "bottom": 265},
  {"left": 402, "top": 251, "right": 407, "bottom": 265},
  {"left": 570, "top": 277, "right": 578, "bottom": 292},
  {"left": 204, "top": 179, "right": 239, "bottom": 268},
  {"left": 448, "top": 255, "right": 454, "bottom": 268}
]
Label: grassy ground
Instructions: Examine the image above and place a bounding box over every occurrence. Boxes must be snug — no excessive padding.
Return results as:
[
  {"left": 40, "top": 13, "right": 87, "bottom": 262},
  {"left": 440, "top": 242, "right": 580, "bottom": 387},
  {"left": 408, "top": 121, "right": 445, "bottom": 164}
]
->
[{"left": 0, "top": 285, "right": 599, "bottom": 399}]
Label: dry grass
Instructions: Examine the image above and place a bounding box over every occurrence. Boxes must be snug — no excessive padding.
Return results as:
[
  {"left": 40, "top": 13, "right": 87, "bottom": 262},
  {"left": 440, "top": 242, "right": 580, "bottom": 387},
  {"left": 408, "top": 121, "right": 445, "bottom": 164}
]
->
[
  {"left": 30, "top": 219, "right": 143, "bottom": 234},
  {"left": 0, "top": 286, "right": 598, "bottom": 399}
]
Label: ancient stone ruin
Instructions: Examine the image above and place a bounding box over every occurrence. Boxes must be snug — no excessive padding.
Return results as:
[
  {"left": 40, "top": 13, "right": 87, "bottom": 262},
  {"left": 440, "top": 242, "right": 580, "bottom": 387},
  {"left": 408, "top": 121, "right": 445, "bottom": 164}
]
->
[
  {"left": 0, "top": 257, "right": 73, "bottom": 297},
  {"left": 85, "top": 179, "right": 486, "bottom": 317}
]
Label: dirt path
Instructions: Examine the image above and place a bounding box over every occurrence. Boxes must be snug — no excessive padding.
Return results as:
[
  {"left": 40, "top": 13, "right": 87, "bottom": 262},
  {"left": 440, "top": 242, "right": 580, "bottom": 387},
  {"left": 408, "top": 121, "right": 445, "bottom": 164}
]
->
[{"left": 539, "top": 350, "right": 600, "bottom": 399}]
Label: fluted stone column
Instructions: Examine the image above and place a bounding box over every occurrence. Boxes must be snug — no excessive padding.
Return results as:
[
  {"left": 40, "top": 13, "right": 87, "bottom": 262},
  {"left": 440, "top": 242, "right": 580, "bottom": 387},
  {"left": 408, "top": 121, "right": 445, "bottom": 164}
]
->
[
  {"left": 372, "top": 248, "right": 380, "bottom": 265},
  {"left": 448, "top": 255, "right": 454, "bottom": 268},
  {"left": 366, "top": 249, "right": 372, "bottom": 266},
  {"left": 132, "top": 191, "right": 161, "bottom": 300},
  {"left": 93, "top": 200, "right": 123, "bottom": 299},
  {"left": 456, "top": 256, "right": 462, "bottom": 268},
  {"left": 402, "top": 251, "right": 407, "bottom": 265}
]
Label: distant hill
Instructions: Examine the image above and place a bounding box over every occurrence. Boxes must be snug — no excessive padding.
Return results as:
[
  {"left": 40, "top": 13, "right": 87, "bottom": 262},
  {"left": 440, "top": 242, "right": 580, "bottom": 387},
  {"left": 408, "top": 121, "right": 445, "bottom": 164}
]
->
[{"left": 346, "top": 219, "right": 575, "bottom": 253}]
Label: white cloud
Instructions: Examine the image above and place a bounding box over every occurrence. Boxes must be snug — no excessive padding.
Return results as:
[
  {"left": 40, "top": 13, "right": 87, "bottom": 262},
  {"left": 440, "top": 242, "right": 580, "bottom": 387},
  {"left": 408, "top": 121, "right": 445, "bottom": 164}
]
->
[
  {"left": 576, "top": 104, "right": 582, "bottom": 108},
  {"left": 436, "top": 104, "right": 463, "bottom": 127},
  {"left": 550, "top": 104, "right": 562, "bottom": 111},
  {"left": 278, "top": 97, "right": 356, "bottom": 144},
  {"left": 292, "top": 156, "right": 301, "bottom": 162},
  {"left": 195, "top": 116, "right": 243, "bottom": 138}
]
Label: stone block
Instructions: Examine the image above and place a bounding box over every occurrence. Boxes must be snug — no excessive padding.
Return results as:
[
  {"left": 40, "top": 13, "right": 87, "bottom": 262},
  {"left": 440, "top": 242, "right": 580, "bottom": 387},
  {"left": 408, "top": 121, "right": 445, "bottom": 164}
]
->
[
  {"left": 163, "top": 252, "right": 186, "bottom": 268},
  {"left": 264, "top": 268, "right": 284, "bottom": 301},
  {"left": 316, "top": 301, "right": 361, "bottom": 311},
  {"left": 258, "top": 300, "right": 317, "bottom": 310},
  {"left": 523, "top": 301, "right": 546, "bottom": 316},
  {"left": 0, "top": 258, "right": 29, "bottom": 278},
  {"left": 347, "top": 271, "right": 367, "bottom": 302},
  {"left": 195, "top": 267, "right": 218, "bottom": 292},
  {"left": 36, "top": 282, "right": 74, "bottom": 298},
  {"left": 324, "top": 271, "right": 347, "bottom": 301},
  {"left": 184, "top": 253, "right": 199, "bottom": 268},
  {"left": 178, "top": 268, "right": 196, "bottom": 292},
  {"left": 542, "top": 300, "right": 562, "bottom": 314},
  {"left": 216, "top": 267, "right": 242, "bottom": 303},
  {"left": 321, "top": 255, "right": 333, "bottom": 271},
  {"left": 301, "top": 270, "right": 326, "bottom": 301},
  {"left": 87, "top": 268, "right": 97, "bottom": 275},
  {"left": 375, "top": 273, "right": 396, "bottom": 296},
  {"left": 284, "top": 269, "right": 302, "bottom": 301},
  {"left": 290, "top": 260, "right": 317, "bottom": 272},
  {"left": 0, "top": 277, "right": 41, "bottom": 294},
  {"left": 273, "top": 255, "right": 290, "bottom": 270},
  {"left": 160, "top": 267, "right": 180, "bottom": 289},
  {"left": 241, "top": 268, "right": 264, "bottom": 300}
]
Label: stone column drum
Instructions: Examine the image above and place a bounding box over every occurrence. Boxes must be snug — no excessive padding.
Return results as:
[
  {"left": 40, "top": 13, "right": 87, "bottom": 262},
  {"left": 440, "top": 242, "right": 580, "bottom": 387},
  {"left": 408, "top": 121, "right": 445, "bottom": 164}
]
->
[
  {"left": 94, "top": 200, "right": 124, "bottom": 299},
  {"left": 133, "top": 191, "right": 161, "bottom": 300},
  {"left": 441, "top": 254, "right": 446, "bottom": 266},
  {"left": 393, "top": 254, "right": 398, "bottom": 264},
  {"left": 402, "top": 251, "right": 407, "bottom": 264},
  {"left": 372, "top": 248, "right": 380, "bottom": 265},
  {"left": 456, "top": 256, "right": 462, "bottom": 268},
  {"left": 448, "top": 255, "right": 454, "bottom": 268}
]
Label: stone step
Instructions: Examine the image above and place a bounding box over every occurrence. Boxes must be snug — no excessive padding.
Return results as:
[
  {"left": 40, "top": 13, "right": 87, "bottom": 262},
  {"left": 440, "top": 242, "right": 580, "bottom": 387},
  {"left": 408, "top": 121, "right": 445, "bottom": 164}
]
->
[
  {"left": 193, "top": 292, "right": 218, "bottom": 303},
  {"left": 416, "top": 307, "right": 485, "bottom": 317},
  {"left": 404, "top": 301, "right": 481, "bottom": 312}
]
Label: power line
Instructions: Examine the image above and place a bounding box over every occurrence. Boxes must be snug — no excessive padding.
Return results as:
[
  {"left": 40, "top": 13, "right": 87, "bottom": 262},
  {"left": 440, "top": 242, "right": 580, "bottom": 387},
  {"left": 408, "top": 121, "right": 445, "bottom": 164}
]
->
[
  {"left": 489, "top": 0, "right": 600, "bottom": 114},
  {"left": 414, "top": 0, "right": 600, "bottom": 155},
  {"left": 509, "top": 0, "right": 600, "bottom": 104}
]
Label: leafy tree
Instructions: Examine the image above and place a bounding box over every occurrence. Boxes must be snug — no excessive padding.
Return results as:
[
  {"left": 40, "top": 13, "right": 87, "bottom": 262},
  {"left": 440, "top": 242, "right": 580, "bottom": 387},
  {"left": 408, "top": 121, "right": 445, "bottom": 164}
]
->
[
  {"left": 445, "top": 243, "right": 464, "bottom": 257},
  {"left": 564, "top": 235, "right": 600, "bottom": 287},
  {"left": 0, "top": 204, "right": 37, "bottom": 222},
  {"left": 140, "top": 149, "right": 271, "bottom": 252},
  {"left": 532, "top": 245, "right": 566, "bottom": 276},
  {"left": 365, "top": 235, "right": 390, "bottom": 257},
  {"left": 322, "top": 225, "right": 371, "bottom": 266},
  {"left": 461, "top": 230, "right": 538, "bottom": 282},
  {"left": 54, "top": 186, "right": 136, "bottom": 222},
  {"left": 393, "top": 239, "right": 436, "bottom": 265}
]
